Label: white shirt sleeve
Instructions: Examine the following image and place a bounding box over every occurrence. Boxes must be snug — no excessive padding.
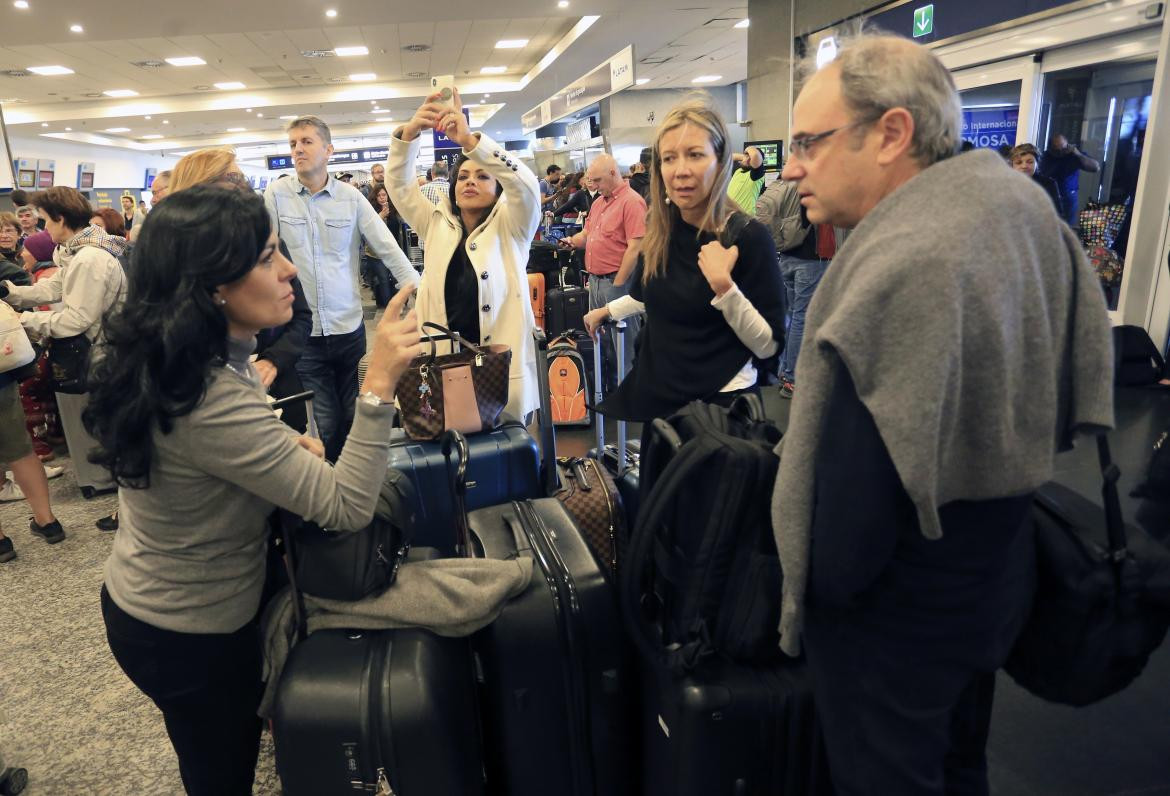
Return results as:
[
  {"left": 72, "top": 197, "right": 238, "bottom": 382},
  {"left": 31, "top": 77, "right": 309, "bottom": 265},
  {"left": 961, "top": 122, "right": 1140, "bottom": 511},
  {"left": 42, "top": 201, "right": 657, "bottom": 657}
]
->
[
  {"left": 607, "top": 294, "right": 645, "bottom": 321},
  {"left": 710, "top": 283, "right": 779, "bottom": 359}
]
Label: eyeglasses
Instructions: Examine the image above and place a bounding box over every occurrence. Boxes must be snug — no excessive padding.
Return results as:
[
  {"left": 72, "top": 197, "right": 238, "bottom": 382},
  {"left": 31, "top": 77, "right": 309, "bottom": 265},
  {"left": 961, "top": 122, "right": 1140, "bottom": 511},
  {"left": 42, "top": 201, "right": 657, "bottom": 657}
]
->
[{"left": 788, "top": 120, "right": 874, "bottom": 160}]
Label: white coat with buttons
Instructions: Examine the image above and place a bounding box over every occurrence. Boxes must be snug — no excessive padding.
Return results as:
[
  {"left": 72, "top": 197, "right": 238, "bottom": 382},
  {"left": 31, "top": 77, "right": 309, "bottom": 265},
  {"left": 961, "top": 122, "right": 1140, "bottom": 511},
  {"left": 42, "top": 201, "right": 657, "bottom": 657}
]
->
[{"left": 386, "top": 130, "right": 541, "bottom": 419}]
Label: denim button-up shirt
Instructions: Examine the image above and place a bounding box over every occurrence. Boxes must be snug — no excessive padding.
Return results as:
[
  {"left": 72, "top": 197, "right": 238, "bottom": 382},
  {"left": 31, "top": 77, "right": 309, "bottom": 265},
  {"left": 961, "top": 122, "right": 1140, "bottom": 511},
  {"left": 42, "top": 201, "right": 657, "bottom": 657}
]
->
[{"left": 264, "top": 175, "right": 419, "bottom": 336}]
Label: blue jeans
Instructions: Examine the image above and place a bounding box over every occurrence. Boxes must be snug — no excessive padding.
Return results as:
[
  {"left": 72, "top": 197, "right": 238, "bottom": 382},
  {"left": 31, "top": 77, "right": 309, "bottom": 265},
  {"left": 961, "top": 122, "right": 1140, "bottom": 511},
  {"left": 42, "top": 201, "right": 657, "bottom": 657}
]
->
[
  {"left": 779, "top": 254, "right": 830, "bottom": 384},
  {"left": 296, "top": 325, "right": 366, "bottom": 462},
  {"left": 588, "top": 274, "right": 640, "bottom": 394},
  {"left": 362, "top": 255, "right": 394, "bottom": 308}
]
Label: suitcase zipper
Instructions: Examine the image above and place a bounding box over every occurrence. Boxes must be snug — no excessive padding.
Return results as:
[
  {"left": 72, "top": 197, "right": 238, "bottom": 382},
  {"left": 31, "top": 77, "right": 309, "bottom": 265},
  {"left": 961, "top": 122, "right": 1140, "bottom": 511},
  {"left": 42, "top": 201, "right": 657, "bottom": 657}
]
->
[
  {"left": 513, "top": 501, "right": 595, "bottom": 796},
  {"left": 587, "top": 460, "right": 619, "bottom": 571}
]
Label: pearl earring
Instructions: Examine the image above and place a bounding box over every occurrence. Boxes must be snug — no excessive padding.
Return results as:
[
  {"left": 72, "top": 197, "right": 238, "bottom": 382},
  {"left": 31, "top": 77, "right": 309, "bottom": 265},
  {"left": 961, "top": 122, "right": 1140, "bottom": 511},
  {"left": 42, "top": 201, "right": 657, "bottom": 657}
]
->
[{"left": 219, "top": 298, "right": 227, "bottom": 305}]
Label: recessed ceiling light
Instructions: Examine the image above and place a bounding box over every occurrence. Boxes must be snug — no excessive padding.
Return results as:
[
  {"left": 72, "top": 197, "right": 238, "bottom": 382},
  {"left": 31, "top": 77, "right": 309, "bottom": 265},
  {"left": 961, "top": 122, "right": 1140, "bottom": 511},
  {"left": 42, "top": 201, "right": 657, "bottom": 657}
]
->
[
  {"left": 256, "top": 112, "right": 263, "bottom": 117},
  {"left": 245, "top": 108, "right": 252, "bottom": 113},
  {"left": 214, "top": 81, "right": 246, "bottom": 90},
  {"left": 558, "top": 1, "right": 569, "bottom": 7},
  {"left": 349, "top": 73, "right": 376, "bottom": 82},
  {"left": 166, "top": 56, "right": 206, "bottom": 67},
  {"left": 103, "top": 89, "right": 139, "bottom": 98},
  {"left": 636, "top": 78, "right": 650, "bottom": 85},
  {"left": 370, "top": 100, "right": 378, "bottom": 105},
  {"left": 140, "top": 134, "right": 163, "bottom": 140},
  {"left": 69, "top": 24, "right": 83, "bottom": 33},
  {"left": 13, "top": 1, "right": 28, "bottom": 9},
  {"left": 495, "top": 130, "right": 503, "bottom": 135},
  {"left": 334, "top": 46, "right": 368, "bottom": 57},
  {"left": 144, "top": 115, "right": 151, "bottom": 119},
  {"left": 280, "top": 115, "right": 297, "bottom": 120},
  {"left": 325, "top": 8, "right": 337, "bottom": 17},
  {"left": 28, "top": 65, "right": 74, "bottom": 76},
  {"left": 64, "top": 127, "right": 71, "bottom": 131},
  {"left": 480, "top": 66, "right": 507, "bottom": 75},
  {"left": 226, "top": 127, "right": 246, "bottom": 132},
  {"left": 162, "top": 120, "right": 170, "bottom": 124},
  {"left": 495, "top": 39, "right": 529, "bottom": 49},
  {"left": 734, "top": 18, "right": 750, "bottom": 28},
  {"left": 370, "top": 108, "right": 392, "bottom": 114},
  {"left": 691, "top": 75, "right": 722, "bottom": 83},
  {"left": 104, "top": 127, "right": 131, "bottom": 133},
  {"left": 484, "top": 93, "right": 491, "bottom": 98},
  {"left": 40, "top": 122, "right": 47, "bottom": 127}
]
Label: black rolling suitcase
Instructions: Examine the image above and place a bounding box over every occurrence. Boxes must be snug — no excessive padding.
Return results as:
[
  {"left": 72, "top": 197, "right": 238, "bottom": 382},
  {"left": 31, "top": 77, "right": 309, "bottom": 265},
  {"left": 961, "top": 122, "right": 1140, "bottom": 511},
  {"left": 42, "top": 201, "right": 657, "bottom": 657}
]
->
[
  {"left": 545, "top": 273, "right": 589, "bottom": 338},
  {"left": 586, "top": 320, "right": 641, "bottom": 526},
  {"left": 443, "top": 426, "right": 637, "bottom": 796}
]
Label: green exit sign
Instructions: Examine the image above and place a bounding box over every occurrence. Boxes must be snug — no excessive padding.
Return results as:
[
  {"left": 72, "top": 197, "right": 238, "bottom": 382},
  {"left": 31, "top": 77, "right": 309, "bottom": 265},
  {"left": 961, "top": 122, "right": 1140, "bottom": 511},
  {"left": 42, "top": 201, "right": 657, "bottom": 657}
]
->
[{"left": 913, "top": 4, "right": 934, "bottom": 37}]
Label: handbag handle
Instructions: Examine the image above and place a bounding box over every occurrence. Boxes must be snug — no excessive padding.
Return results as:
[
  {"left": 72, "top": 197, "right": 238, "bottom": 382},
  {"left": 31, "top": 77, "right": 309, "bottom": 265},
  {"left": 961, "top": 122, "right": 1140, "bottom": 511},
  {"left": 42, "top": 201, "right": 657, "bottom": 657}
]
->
[
  {"left": 1095, "top": 435, "right": 1129, "bottom": 564},
  {"left": 420, "top": 322, "right": 486, "bottom": 368}
]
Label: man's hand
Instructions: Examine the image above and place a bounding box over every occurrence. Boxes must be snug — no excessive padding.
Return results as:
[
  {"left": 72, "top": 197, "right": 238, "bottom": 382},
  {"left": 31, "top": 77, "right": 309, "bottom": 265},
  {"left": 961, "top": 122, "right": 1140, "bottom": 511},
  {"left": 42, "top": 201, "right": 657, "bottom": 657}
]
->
[
  {"left": 295, "top": 435, "right": 325, "bottom": 460},
  {"left": 697, "top": 241, "right": 738, "bottom": 297},
  {"left": 254, "top": 359, "right": 278, "bottom": 389}
]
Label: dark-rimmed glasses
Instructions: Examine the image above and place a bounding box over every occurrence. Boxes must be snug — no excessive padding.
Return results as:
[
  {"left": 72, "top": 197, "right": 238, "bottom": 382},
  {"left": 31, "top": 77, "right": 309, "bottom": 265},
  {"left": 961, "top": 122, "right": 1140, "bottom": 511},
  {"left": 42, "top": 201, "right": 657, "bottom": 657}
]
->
[{"left": 788, "top": 120, "right": 874, "bottom": 160}]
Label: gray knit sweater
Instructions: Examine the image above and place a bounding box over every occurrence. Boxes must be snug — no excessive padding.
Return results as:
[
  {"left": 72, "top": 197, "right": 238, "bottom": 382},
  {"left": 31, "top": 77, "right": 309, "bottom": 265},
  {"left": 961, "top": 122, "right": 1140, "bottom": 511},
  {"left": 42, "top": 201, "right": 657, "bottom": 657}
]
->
[
  {"left": 771, "top": 149, "right": 1115, "bottom": 656},
  {"left": 104, "top": 336, "right": 396, "bottom": 634}
]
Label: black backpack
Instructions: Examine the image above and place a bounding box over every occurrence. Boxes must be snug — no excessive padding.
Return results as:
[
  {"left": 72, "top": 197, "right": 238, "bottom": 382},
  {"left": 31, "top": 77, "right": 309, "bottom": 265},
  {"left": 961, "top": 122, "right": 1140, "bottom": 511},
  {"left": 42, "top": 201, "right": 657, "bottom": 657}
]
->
[
  {"left": 1004, "top": 436, "right": 1170, "bottom": 706},
  {"left": 1112, "top": 325, "right": 1165, "bottom": 386},
  {"left": 621, "top": 396, "right": 783, "bottom": 672}
]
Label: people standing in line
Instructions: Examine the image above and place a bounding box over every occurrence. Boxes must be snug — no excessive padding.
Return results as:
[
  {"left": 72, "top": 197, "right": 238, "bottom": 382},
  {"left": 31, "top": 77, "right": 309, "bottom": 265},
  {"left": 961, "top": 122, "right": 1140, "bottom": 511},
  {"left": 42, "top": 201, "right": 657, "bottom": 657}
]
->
[
  {"left": 91, "top": 208, "right": 128, "bottom": 238},
  {"left": 773, "top": 34, "right": 1113, "bottom": 796},
  {"left": 629, "top": 147, "right": 652, "bottom": 203},
  {"left": 362, "top": 163, "right": 386, "bottom": 199},
  {"left": 551, "top": 174, "right": 598, "bottom": 218},
  {"left": 1039, "top": 133, "right": 1100, "bottom": 229},
  {"left": 539, "top": 164, "right": 563, "bottom": 207},
  {"left": 421, "top": 160, "right": 451, "bottom": 206},
  {"left": 120, "top": 194, "right": 144, "bottom": 233},
  {"left": 0, "top": 213, "right": 28, "bottom": 271},
  {"left": 1011, "top": 143, "right": 1064, "bottom": 219},
  {"left": 0, "top": 188, "right": 128, "bottom": 501},
  {"left": 363, "top": 183, "right": 407, "bottom": 307},
  {"left": 583, "top": 99, "right": 786, "bottom": 421},
  {"left": 386, "top": 88, "right": 542, "bottom": 421},
  {"left": 85, "top": 184, "right": 424, "bottom": 796},
  {"left": 264, "top": 115, "right": 419, "bottom": 461},
  {"left": 561, "top": 154, "right": 647, "bottom": 392},
  {"left": 726, "top": 145, "right": 767, "bottom": 214}
]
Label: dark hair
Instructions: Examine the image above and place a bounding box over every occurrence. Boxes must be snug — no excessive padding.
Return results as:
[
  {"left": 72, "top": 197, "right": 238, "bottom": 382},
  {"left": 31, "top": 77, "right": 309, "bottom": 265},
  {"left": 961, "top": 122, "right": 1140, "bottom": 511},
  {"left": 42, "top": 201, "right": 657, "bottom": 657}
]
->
[
  {"left": 639, "top": 147, "right": 652, "bottom": 168},
  {"left": 448, "top": 154, "right": 504, "bottom": 233},
  {"left": 366, "top": 181, "right": 396, "bottom": 217},
  {"left": 93, "top": 207, "right": 127, "bottom": 237},
  {"left": 545, "top": 164, "right": 562, "bottom": 176},
  {"left": 31, "top": 186, "right": 93, "bottom": 231},
  {"left": 10, "top": 189, "right": 29, "bottom": 206},
  {"left": 83, "top": 185, "right": 271, "bottom": 487}
]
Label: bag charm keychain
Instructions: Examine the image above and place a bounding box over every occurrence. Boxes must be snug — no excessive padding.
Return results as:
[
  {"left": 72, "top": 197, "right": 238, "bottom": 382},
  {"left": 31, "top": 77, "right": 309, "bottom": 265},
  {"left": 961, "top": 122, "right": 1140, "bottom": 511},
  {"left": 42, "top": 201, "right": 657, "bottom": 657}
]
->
[{"left": 417, "top": 364, "right": 437, "bottom": 418}]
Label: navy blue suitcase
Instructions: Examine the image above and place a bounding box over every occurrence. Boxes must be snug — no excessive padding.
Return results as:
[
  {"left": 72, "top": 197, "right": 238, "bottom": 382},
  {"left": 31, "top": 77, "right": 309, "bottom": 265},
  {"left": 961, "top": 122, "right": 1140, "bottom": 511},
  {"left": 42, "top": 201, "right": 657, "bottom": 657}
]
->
[{"left": 388, "top": 419, "right": 541, "bottom": 553}]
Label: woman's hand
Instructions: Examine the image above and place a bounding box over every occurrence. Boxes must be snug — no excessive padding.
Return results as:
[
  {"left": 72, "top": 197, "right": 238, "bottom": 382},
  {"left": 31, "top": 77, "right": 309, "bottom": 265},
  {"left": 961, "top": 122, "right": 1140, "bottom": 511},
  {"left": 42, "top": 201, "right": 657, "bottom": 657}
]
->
[
  {"left": 402, "top": 93, "right": 449, "bottom": 142},
  {"left": 583, "top": 306, "right": 611, "bottom": 337},
  {"left": 362, "top": 285, "right": 424, "bottom": 401},
  {"left": 295, "top": 435, "right": 325, "bottom": 459},
  {"left": 438, "top": 88, "right": 477, "bottom": 151},
  {"left": 378, "top": 205, "right": 390, "bottom": 220},
  {"left": 254, "top": 359, "right": 278, "bottom": 388},
  {"left": 697, "top": 241, "right": 738, "bottom": 298}
]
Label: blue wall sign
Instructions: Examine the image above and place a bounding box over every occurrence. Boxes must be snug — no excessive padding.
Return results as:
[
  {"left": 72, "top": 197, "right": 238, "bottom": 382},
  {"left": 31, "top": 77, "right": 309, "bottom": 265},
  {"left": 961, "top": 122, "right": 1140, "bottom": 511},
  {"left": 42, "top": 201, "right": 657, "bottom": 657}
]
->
[{"left": 961, "top": 107, "right": 1018, "bottom": 149}]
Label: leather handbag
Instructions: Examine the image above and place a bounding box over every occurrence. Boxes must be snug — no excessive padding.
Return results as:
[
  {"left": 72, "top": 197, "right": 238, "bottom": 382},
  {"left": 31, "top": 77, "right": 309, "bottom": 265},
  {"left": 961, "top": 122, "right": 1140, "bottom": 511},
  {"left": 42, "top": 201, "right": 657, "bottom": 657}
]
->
[
  {"left": 1004, "top": 436, "right": 1170, "bottom": 706},
  {"left": 555, "top": 456, "right": 626, "bottom": 573},
  {"left": 48, "top": 333, "right": 92, "bottom": 394},
  {"left": 398, "top": 322, "right": 511, "bottom": 441},
  {"left": 0, "top": 301, "right": 37, "bottom": 379}
]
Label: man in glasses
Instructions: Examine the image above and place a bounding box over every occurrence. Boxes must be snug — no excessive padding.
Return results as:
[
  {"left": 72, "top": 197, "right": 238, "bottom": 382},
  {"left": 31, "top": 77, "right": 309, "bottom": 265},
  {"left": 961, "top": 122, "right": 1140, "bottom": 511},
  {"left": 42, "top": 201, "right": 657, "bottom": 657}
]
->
[{"left": 772, "top": 34, "right": 1113, "bottom": 795}]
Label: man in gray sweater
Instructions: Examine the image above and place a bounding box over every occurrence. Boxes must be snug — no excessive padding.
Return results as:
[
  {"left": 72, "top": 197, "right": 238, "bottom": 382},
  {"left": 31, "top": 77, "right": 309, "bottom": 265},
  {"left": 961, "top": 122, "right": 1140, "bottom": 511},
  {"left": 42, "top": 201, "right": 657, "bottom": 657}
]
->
[{"left": 772, "top": 35, "right": 1114, "bottom": 794}]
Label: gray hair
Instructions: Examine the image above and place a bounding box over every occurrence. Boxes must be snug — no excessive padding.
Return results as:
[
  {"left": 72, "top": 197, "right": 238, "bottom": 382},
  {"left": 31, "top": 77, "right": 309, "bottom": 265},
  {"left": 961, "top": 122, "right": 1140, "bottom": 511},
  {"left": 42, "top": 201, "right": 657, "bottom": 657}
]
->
[
  {"left": 432, "top": 159, "right": 449, "bottom": 178},
  {"left": 800, "top": 33, "right": 961, "bottom": 167},
  {"left": 285, "top": 115, "right": 333, "bottom": 147}
]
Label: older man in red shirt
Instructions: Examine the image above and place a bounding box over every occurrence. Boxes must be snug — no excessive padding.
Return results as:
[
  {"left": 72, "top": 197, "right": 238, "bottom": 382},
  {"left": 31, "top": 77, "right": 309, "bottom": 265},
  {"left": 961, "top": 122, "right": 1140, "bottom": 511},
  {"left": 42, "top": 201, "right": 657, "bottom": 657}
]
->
[{"left": 560, "top": 153, "right": 647, "bottom": 391}]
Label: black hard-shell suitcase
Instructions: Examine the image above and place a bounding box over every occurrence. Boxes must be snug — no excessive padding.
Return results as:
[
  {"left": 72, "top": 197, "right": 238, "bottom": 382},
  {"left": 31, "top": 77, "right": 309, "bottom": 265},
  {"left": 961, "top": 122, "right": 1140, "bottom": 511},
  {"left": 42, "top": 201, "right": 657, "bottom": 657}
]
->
[
  {"left": 388, "top": 422, "right": 541, "bottom": 554},
  {"left": 640, "top": 656, "right": 831, "bottom": 796},
  {"left": 272, "top": 627, "right": 484, "bottom": 796},
  {"left": 527, "top": 241, "right": 561, "bottom": 274},
  {"left": 465, "top": 498, "right": 635, "bottom": 796},
  {"left": 546, "top": 278, "right": 588, "bottom": 338},
  {"left": 443, "top": 418, "right": 636, "bottom": 796}
]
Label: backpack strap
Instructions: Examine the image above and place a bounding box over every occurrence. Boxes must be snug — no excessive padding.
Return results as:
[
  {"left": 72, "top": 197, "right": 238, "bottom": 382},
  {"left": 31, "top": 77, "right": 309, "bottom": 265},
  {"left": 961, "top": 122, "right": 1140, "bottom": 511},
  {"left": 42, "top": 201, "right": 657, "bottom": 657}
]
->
[{"left": 718, "top": 211, "right": 752, "bottom": 249}]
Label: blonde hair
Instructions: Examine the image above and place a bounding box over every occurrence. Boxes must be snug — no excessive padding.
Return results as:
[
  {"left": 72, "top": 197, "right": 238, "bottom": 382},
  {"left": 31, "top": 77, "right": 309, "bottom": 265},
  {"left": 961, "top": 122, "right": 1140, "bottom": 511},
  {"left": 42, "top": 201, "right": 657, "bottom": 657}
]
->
[
  {"left": 169, "top": 147, "right": 239, "bottom": 193},
  {"left": 641, "top": 97, "right": 739, "bottom": 284}
]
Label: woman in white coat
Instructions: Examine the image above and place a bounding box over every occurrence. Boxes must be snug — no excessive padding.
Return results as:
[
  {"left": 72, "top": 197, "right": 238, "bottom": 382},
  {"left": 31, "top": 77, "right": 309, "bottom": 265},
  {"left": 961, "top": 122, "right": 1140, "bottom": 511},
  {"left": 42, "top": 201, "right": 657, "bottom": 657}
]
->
[{"left": 387, "top": 89, "right": 541, "bottom": 420}]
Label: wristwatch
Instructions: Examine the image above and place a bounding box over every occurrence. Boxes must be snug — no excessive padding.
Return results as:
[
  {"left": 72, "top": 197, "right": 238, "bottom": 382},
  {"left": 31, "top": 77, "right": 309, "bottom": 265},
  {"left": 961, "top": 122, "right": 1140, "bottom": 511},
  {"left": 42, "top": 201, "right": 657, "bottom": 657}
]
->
[{"left": 359, "top": 391, "right": 391, "bottom": 407}]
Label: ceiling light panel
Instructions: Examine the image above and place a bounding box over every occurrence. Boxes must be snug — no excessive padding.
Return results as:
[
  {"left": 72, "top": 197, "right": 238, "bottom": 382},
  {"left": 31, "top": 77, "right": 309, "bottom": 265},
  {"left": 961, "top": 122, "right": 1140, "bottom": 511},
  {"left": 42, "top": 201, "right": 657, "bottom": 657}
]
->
[
  {"left": 734, "top": 19, "right": 750, "bottom": 28},
  {"left": 334, "top": 46, "right": 369, "bottom": 57},
  {"left": 495, "top": 40, "right": 529, "bottom": 49},
  {"left": 692, "top": 75, "right": 722, "bottom": 83},
  {"left": 480, "top": 66, "right": 507, "bottom": 75},
  {"left": 349, "top": 73, "right": 376, "bottom": 82},
  {"left": 166, "top": 56, "right": 206, "bottom": 67},
  {"left": 69, "top": 24, "right": 83, "bottom": 33},
  {"left": 13, "top": 1, "right": 28, "bottom": 9},
  {"left": 28, "top": 65, "right": 74, "bottom": 76},
  {"left": 215, "top": 81, "right": 246, "bottom": 90},
  {"left": 104, "top": 127, "right": 131, "bottom": 133},
  {"left": 103, "top": 89, "right": 139, "bottom": 97}
]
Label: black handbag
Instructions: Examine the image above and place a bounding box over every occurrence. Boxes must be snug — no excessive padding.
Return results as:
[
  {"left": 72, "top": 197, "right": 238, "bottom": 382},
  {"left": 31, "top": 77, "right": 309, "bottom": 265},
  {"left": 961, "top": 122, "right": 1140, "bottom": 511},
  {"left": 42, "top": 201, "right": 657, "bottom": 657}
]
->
[
  {"left": 48, "top": 333, "right": 92, "bottom": 394},
  {"left": 279, "top": 468, "right": 417, "bottom": 604},
  {"left": 1004, "top": 436, "right": 1170, "bottom": 706}
]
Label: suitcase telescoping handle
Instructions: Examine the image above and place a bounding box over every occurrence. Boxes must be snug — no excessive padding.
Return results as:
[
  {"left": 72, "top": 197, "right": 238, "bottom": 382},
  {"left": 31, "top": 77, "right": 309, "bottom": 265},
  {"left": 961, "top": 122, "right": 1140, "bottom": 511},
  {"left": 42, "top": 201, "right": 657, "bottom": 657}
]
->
[
  {"left": 591, "top": 320, "right": 628, "bottom": 473},
  {"left": 440, "top": 428, "right": 473, "bottom": 556},
  {"left": 533, "top": 329, "right": 560, "bottom": 494},
  {"left": 268, "top": 390, "right": 316, "bottom": 642}
]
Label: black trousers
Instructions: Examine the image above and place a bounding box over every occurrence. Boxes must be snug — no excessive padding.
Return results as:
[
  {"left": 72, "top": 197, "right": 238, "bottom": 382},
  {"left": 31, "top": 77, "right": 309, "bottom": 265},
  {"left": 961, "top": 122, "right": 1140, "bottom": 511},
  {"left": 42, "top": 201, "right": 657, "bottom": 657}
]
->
[{"left": 101, "top": 586, "right": 264, "bottom": 796}]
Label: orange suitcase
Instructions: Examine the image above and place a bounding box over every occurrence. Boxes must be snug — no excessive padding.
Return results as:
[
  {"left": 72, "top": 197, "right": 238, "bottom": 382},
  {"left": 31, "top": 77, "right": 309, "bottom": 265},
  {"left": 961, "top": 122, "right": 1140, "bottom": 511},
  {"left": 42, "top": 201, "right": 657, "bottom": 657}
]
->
[{"left": 528, "top": 273, "right": 546, "bottom": 330}]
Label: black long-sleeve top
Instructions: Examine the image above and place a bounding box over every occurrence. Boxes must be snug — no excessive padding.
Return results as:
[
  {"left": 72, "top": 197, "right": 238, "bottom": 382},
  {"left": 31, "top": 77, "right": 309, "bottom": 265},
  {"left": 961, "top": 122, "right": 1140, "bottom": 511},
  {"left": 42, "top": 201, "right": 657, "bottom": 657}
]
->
[
  {"left": 255, "top": 240, "right": 312, "bottom": 373},
  {"left": 551, "top": 189, "right": 596, "bottom": 218},
  {"left": 599, "top": 213, "right": 786, "bottom": 422}
]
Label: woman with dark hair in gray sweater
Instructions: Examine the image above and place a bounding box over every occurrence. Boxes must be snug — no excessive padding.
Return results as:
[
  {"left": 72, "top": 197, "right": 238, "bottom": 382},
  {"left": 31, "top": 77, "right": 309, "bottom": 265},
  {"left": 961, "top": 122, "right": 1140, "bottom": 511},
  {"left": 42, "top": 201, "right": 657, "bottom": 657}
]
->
[{"left": 83, "top": 184, "right": 423, "bottom": 795}]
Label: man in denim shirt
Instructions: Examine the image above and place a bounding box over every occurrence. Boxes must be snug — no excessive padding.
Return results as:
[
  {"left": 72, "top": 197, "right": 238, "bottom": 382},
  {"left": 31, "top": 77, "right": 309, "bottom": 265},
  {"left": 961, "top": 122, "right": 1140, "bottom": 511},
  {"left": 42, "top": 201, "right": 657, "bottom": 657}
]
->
[{"left": 265, "top": 115, "right": 418, "bottom": 460}]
